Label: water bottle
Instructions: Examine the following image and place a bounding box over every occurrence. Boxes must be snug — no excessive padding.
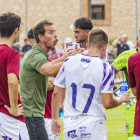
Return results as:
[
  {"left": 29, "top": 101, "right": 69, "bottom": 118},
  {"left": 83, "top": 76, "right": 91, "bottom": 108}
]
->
[{"left": 120, "top": 80, "right": 128, "bottom": 95}]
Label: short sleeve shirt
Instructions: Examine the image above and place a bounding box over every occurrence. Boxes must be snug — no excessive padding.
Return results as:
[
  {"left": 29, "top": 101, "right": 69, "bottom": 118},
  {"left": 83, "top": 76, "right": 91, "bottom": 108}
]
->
[
  {"left": 112, "top": 49, "right": 137, "bottom": 90},
  {"left": 54, "top": 54, "right": 114, "bottom": 131},
  {"left": 0, "top": 44, "right": 25, "bottom": 122},
  {"left": 117, "top": 43, "right": 130, "bottom": 56},
  {"left": 22, "top": 45, "right": 32, "bottom": 52},
  {"left": 20, "top": 44, "right": 49, "bottom": 117},
  {"left": 128, "top": 51, "right": 140, "bottom": 136}
]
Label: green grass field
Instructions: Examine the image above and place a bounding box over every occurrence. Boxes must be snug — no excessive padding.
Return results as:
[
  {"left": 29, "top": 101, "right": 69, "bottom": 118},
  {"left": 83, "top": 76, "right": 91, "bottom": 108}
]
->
[{"left": 59, "top": 104, "right": 127, "bottom": 140}]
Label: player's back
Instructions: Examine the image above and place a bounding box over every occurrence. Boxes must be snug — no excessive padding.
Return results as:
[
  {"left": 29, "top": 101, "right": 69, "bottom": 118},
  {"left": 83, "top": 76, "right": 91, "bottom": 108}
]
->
[{"left": 55, "top": 54, "right": 114, "bottom": 131}]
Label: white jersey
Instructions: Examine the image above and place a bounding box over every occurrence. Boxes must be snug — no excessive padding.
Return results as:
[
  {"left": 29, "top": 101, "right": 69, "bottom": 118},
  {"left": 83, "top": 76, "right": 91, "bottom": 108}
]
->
[
  {"left": 54, "top": 54, "right": 114, "bottom": 133},
  {"left": 69, "top": 42, "right": 109, "bottom": 62}
]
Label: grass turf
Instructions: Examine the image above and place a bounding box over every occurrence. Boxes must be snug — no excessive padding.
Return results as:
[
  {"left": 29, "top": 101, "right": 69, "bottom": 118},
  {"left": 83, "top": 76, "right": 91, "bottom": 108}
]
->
[{"left": 59, "top": 104, "right": 127, "bottom": 140}]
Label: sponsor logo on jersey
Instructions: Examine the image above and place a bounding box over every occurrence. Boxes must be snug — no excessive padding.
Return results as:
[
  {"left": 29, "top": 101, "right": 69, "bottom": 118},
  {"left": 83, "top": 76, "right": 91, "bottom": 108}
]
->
[
  {"left": 71, "top": 116, "right": 79, "bottom": 120},
  {"left": 126, "top": 123, "right": 129, "bottom": 131},
  {"left": 81, "top": 133, "right": 92, "bottom": 138},
  {"left": 81, "top": 58, "right": 91, "bottom": 63},
  {"left": 80, "top": 126, "right": 87, "bottom": 132},
  {"left": 68, "top": 130, "right": 77, "bottom": 138}
]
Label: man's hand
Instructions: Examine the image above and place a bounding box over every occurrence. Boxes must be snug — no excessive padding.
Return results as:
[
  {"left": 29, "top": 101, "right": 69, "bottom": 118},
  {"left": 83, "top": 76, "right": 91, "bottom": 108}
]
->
[
  {"left": 62, "top": 44, "right": 85, "bottom": 59},
  {"left": 4, "top": 104, "right": 24, "bottom": 117},
  {"left": 121, "top": 91, "right": 130, "bottom": 103},
  {"left": 51, "top": 119, "right": 62, "bottom": 136}
]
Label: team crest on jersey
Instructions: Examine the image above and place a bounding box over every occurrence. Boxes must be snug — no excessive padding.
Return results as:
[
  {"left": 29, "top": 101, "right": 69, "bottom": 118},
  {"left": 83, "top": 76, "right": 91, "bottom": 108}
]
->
[
  {"left": 126, "top": 123, "right": 129, "bottom": 131},
  {"left": 81, "top": 58, "right": 91, "bottom": 63},
  {"left": 68, "top": 130, "right": 77, "bottom": 138}
]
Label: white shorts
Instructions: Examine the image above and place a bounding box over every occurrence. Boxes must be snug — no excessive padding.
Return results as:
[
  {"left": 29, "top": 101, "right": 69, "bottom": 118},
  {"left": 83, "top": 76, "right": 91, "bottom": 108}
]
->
[
  {"left": 0, "top": 112, "right": 29, "bottom": 140},
  {"left": 44, "top": 118, "right": 58, "bottom": 140},
  {"left": 64, "top": 120, "right": 107, "bottom": 140},
  {"left": 134, "top": 134, "right": 140, "bottom": 140}
]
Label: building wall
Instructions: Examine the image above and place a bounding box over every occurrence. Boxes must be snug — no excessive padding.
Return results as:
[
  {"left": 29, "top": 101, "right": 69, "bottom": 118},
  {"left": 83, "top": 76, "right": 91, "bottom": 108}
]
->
[
  {"left": 82, "top": 0, "right": 140, "bottom": 45},
  {"left": 0, "top": 0, "right": 139, "bottom": 47},
  {"left": 0, "top": 0, "right": 80, "bottom": 48}
]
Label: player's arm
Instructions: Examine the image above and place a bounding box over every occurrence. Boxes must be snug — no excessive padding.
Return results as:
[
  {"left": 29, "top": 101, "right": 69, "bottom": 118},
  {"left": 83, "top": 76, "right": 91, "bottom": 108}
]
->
[
  {"left": 4, "top": 51, "right": 24, "bottom": 117},
  {"left": 61, "top": 89, "right": 65, "bottom": 111},
  {"left": 101, "top": 64, "right": 130, "bottom": 109},
  {"left": 131, "top": 87, "right": 137, "bottom": 96},
  {"left": 51, "top": 61, "right": 67, "bottom": 135},
  {"left": 112, "top": 51, "right": 128, "bottom": 73},
  {"left": 102, "top": 92, "right": 130, "bottom": 109},
  {"left": 51, "top": 86, "right": 63, "bottom": 136},
  {"left": 6, "top": 74, "right": 24, "bottom": 116},
  {"left": 47, "top": 77, "right": 55, "bottom": 91}
]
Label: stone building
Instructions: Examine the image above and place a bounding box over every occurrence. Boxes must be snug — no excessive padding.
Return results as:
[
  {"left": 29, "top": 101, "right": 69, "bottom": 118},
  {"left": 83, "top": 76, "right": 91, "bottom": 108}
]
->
[{"left": 0, "top": 0, "right": 139, "bottom": 48}]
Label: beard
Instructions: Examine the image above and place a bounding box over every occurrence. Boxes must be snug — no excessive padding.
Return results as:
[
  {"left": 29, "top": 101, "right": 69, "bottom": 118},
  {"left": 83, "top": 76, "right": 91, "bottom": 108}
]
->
[
  {"left": 76, "top": 38, "right": 86, "bottom": 43},
  {"left": 43, "top": 39, "right": 58, "bottom": 49}
]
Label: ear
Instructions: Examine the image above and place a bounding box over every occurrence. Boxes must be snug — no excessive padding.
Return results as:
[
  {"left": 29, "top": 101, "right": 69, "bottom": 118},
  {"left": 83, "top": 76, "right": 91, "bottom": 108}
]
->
[
  {"left": 86, "top": 43, "right": 89, "bottom": 49},
  {"left": 104, "top": 44, "right": 108, "bottom": 50},
  {"left": 14, "top": 28, "right": 19, "bottom": 35},
  {"left": 38, "top": 34, "right": 44, "bottom": 42},
  {"left": 86, "top": 30, "right": 90, "bottom": 36}
]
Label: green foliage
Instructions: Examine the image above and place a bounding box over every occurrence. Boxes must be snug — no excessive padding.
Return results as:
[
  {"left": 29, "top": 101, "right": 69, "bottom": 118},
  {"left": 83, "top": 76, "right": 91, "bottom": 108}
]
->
[{"left": 109, "top": 38, "right": 115, "bottom": 45}]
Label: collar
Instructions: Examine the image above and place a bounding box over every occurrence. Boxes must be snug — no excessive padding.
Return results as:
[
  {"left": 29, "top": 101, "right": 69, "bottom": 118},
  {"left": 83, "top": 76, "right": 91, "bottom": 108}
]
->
[{"left": 33, "top": 44, "right": 49, "bottom": 58}]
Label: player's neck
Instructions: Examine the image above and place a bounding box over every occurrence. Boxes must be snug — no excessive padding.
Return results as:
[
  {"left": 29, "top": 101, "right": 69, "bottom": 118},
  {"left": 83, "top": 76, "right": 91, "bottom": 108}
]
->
[
  {"left": 80, "top": 40, "right": 88, "bottom": 50},
  {"left": 85, "top": 48, "right": 102, "bottom": 58},
  {"left": 0, "top": 38, "right": 14, "bottom": 48}
]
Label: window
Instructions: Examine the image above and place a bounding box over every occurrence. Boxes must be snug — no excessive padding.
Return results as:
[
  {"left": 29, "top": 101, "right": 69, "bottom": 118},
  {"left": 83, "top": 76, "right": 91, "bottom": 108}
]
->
[
  {"left": 82, "top": 0, "right": 111, "bottom": 26},
  {"left": 90, "top": 0, "right": 105, "bottom": 19},
  {"left": 91, "top": 5, "right": 105, "bottom": 19}
]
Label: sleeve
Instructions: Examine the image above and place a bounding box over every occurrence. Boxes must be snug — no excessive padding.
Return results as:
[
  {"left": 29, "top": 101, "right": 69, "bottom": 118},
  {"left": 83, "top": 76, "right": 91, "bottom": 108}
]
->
[
  {"left": 53, "top": 58, "right": 70, "bottom": 88},
  {"left": 30, "top": 53, "right": 48, "bottom": 72},
  {"left": 128, "top": 57, "right": 136, "bottom": 87},
  {"left": 112, "top": 51, "right": 127, "bottom": 71},
  {"left": 101, "top": 64, "right": 114, "bottom": 93},
  {"left": 7, "top": 50, "right": 20, "bottom": 79}
]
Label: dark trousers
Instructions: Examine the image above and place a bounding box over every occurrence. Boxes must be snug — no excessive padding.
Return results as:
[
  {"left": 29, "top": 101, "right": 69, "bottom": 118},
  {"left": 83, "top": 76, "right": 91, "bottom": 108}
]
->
[{"left": 25, "top": 117, "right": 48, "bottom": 140}]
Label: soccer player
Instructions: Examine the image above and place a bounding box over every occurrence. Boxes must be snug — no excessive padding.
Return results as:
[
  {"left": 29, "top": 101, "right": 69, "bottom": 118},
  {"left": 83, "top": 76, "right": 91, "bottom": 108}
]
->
[
  {"left": 0, "top": 13, "right": 29, "bottom": 140},
  {"left": 69, "top": 17, "right": 109, "bottom": 62},
  {"left": 27, "top": 28, "right": 35, "bottom": 47},
  {"left": 128, "top": 49, "right": 140, "bottom": 140},
  {"left": 51, "top": 28, "right": 130, "bottom": 140},
  {"left": 112, "top": 32, "right": 140, "bottom": 140},
  {"left": 112, "top": 49, "right": 139, "bottom": 140}
]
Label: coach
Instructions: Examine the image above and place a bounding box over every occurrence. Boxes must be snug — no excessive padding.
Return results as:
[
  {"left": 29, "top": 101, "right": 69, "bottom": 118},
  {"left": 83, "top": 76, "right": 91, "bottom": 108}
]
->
[{"left": 20, "top": 19, "right": 75, "bottom": 140}]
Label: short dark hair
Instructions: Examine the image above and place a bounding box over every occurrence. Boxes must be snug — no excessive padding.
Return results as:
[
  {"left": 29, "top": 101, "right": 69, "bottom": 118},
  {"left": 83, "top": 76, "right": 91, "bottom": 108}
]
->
[
  {"left": 0, "top": 12, "right": 21, "bottom": 38},
  {"left": 24, "top": 38, "right": 28, "bottom": 42},
  {"left": 73, "top": 17, "right": 93, "bottom": 30},
  {"left": 28, "top": 28, "right": 34, "bottom": 40},
  {"left": 89, "top": 28, "right": 108, "bottom": 49},
  {"left": 34, "top": 19, "right": 53, "bottom": 43}
]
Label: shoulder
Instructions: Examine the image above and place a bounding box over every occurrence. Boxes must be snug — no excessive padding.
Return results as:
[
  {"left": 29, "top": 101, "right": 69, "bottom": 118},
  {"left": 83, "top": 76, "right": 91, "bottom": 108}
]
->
[
  {"left": 129, "top": 51, "right": 140, "bottom": 62},
  {"left": 8, "top": 48, "right": 19, "bottom": 57}
]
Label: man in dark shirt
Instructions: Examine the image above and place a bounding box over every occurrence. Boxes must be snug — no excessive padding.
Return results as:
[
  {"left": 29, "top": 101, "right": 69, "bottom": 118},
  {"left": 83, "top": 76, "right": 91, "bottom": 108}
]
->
[
  {"left": 21, "top": 38, "right": 32, "bottom": 55},
  {"left": 113, "top": 35, "right": 130, "bottom": 56},
  {"left": 112, "top": 35, "right": 130, "bottom": 83}
]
